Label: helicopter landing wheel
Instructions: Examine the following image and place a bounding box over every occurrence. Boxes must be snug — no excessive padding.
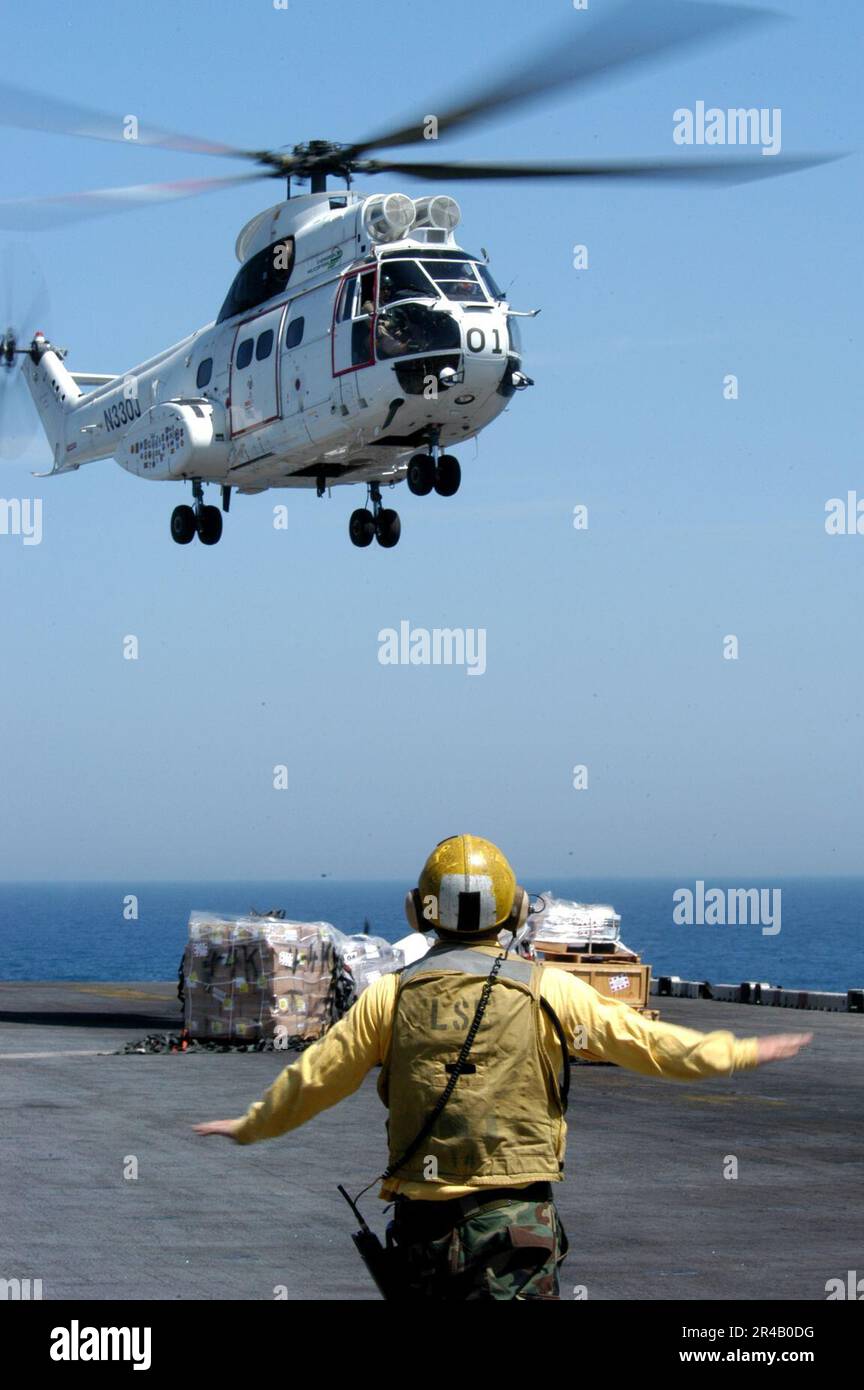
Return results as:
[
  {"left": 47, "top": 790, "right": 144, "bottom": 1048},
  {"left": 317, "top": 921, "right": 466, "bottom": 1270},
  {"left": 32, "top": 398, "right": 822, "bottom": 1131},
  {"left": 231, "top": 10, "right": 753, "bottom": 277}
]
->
[
  {"left": 197, "top": 504, "right": 223, "bottom": 546},
  {"left": 170, "top": 504, "right": 196, "bottom": 545},
  {"left": 434, "top": 455, "right": 461, "bottom": 497},
  {"left": 349, "top": 508, "right": 375, "bottom": 547},
  {"left": 375, "top": 508, "right": 401, "bottom": 548},
  {"left": 407, "top": 453, "right": 435, "bottom": 496}
]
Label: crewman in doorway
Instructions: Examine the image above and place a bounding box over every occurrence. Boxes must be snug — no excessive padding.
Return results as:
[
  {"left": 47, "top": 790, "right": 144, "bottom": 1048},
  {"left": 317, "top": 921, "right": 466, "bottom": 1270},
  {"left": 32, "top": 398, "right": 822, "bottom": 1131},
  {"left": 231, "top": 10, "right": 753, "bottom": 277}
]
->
[{"left": 194, "top": 834, "right": 812, "bottom": 1300}]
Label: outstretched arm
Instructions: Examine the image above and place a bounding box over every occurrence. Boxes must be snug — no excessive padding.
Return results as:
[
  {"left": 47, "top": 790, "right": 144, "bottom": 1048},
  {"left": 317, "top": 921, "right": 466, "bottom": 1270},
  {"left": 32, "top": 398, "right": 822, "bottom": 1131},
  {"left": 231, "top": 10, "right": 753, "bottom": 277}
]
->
[
  {"left": 192, "top": 973, "right": 396, "bottom": 1143},
  {"left": 546, "top": 970, "right": 811, "bottom": 1081}
]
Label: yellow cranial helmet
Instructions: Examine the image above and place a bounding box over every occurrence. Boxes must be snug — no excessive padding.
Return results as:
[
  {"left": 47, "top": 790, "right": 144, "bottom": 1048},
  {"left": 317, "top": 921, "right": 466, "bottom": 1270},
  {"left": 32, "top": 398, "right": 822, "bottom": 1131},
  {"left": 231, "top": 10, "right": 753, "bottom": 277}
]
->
[{"left": 410, "top": 834, "right": 525, "bottom": 935}]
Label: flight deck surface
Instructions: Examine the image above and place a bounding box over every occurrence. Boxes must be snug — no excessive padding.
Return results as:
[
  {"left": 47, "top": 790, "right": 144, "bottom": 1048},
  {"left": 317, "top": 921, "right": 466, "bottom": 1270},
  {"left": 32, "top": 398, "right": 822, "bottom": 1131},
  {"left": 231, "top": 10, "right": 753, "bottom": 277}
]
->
[{"left": 1, "top": 980, "right": 859, "bottom": 1301}]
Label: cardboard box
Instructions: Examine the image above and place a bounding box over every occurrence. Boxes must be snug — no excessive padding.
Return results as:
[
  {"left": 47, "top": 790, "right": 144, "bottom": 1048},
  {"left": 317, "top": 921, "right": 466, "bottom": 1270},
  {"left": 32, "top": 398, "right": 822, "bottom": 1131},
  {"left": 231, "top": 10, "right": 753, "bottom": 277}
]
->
[{"left": 182, "top": 915, "right": 339, "bottom": 1043}]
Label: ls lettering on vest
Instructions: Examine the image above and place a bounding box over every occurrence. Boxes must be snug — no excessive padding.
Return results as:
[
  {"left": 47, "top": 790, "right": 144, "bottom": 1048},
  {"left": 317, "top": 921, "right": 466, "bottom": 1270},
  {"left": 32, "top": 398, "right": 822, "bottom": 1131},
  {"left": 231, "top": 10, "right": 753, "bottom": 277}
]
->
[{"left": 429, "top": 998, "right": 472, "bottom": 1030}]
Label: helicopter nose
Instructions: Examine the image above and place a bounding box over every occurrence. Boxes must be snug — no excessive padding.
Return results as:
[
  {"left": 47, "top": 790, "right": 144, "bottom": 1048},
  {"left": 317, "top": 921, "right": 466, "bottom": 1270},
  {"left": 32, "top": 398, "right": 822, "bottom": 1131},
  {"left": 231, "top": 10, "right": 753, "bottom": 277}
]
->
[{"left": 450, "top": 308, "right": 512, "bottom": 396}]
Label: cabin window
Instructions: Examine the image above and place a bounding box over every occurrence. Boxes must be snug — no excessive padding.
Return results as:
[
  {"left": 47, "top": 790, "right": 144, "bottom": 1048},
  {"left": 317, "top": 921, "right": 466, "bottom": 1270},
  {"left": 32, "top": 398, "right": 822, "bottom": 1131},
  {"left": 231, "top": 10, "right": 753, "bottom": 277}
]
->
[
  {"left": 256, "top": 329, "right": 274, "bottom": 361},
  {"left": 285, "top": 315, "right": 305, "bottom": 349},
  {"left": 196, "top": 357, "right": 213, "bottom": 389},
  {"left": 236, "top": 338, "right": 253, "bottom": 370},
  {"left": 216, "top": 236, "right": 296, "bottom": 324}
]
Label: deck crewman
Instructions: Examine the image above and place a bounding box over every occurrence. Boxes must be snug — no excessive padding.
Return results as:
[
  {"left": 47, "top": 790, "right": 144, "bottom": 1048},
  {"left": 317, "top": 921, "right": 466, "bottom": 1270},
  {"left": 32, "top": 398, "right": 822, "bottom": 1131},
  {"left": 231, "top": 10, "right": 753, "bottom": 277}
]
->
[{"left": 194, "top": 834, "right": 812, "bottom": 1300}]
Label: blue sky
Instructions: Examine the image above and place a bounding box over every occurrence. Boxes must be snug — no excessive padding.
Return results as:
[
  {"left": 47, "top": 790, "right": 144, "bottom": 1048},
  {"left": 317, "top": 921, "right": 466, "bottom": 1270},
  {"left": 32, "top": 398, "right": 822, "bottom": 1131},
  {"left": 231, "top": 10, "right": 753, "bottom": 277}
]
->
[{"left": 0, "top": 0, "right": 861, "bottom": 881}]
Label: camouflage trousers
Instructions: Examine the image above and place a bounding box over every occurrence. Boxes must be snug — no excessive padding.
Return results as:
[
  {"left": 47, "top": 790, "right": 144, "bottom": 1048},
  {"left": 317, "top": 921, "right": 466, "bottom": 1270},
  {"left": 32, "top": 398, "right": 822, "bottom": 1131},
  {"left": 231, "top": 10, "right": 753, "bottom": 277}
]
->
[{"left": 390, "top": 1196, "right": 569, "bottom": 1301}]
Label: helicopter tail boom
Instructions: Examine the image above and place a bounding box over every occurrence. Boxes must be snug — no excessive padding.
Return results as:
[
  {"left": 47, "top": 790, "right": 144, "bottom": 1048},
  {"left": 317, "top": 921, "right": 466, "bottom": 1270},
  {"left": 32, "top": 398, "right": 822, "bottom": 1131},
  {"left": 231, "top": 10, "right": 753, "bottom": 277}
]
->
[{"left": 20, "top": 336, "right": 94, "bottom": 473}]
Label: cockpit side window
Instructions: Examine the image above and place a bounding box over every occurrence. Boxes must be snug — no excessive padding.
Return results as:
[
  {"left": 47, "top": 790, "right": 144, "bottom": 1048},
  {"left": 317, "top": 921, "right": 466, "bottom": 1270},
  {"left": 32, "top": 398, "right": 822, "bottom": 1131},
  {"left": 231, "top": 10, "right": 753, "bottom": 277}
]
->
[
  {"left": 477, "top": 264, "right": 505, "bottom": 300},
  {"left": 375, "top": 302, "right": 460, "bottom": 360},
  {"left": 217, "top": 237, "right": 295, "bottom": 324},
  {"left": 358, "top": 271, "right": 376, "bottom": 318},
  {"left": 350, "top": 271, "right": 377, "bottom": 366},
  {"left": 338, "top": 275, "right": 357, "bottom": 322},
  {"left": 378, "top": 261, "right": 438, "bottom": 307}
]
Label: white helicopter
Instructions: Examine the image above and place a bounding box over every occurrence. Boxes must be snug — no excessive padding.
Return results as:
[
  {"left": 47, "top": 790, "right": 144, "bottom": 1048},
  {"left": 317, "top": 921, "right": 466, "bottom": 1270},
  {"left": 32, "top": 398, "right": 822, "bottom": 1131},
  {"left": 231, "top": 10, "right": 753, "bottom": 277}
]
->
[{"left": 0, "top": 1, "right": 834, "bottom": 549}]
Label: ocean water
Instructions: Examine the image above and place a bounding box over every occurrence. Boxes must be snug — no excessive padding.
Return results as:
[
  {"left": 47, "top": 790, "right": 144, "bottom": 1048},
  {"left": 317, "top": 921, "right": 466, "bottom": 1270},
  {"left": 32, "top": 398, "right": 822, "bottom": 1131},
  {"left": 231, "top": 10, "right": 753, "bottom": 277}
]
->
[{"left": 0, "top": 877, "right": 862, "bottom": 993}]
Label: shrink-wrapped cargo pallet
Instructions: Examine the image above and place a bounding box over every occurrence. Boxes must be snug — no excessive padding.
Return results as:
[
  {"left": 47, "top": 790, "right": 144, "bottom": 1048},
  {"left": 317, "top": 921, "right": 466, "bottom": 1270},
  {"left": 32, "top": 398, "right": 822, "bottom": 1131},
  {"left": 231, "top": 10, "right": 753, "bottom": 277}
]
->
[
  {"left": 525, "top": 893, "right": 622, "bottom": 949},
  {"left": 182, "top": 912, "right": 343, "bottom": 1044},
  {"left": 181, "top": 911, "right": 403, "bottom": 1045}
]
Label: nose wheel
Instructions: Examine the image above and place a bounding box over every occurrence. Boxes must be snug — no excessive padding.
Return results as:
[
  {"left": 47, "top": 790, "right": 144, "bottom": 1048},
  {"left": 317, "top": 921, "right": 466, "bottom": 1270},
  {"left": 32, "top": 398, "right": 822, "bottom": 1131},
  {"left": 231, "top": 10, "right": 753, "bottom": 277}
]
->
[
  {"left": 349, "top": 482, "right": 401, "bottom": 549},
  {"left": 170, "top": 481, "right": 225, "bottom": 545},
  {"left": 407, "top": 453, "right": 435, "bottom": 496},
  {"left": 434, "top": 454, "right": 461, "bottom": 497}
]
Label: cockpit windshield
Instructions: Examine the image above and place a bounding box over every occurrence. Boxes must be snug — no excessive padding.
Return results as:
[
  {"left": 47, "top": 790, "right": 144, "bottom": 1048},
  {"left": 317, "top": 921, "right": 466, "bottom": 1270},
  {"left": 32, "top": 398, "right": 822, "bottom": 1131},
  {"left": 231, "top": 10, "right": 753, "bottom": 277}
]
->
[
  {"left": 377, "top": 258, "right": 501, "bottom": 308},
  {"left": 420, "top": 260, "right": 487, "bottom": 303}
]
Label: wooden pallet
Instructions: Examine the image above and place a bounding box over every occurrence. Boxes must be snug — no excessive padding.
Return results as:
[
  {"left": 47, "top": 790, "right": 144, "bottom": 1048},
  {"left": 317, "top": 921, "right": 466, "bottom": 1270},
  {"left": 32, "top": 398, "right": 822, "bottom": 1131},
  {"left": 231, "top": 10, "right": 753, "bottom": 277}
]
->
[{"left": 533, "top": 941, "right": 658, "bottom": 1062}]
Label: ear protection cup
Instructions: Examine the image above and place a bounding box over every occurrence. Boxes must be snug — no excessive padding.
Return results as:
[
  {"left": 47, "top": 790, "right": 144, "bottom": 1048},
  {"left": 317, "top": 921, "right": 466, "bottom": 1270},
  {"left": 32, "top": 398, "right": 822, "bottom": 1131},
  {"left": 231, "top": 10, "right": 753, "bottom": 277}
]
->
[
  {"left": 404, "top": 888, "right": 423, "bottom": 932},
  {"left": 503, "top": 885, "right": 529, "bottom": 934}
]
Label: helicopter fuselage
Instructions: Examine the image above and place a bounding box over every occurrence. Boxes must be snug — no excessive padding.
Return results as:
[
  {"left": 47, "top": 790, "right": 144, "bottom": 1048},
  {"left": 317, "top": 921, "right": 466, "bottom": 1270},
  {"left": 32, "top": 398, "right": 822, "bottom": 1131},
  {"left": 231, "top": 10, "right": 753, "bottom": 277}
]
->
[{"left": 24, "top": 192, "right": 530, "bottom": 502}]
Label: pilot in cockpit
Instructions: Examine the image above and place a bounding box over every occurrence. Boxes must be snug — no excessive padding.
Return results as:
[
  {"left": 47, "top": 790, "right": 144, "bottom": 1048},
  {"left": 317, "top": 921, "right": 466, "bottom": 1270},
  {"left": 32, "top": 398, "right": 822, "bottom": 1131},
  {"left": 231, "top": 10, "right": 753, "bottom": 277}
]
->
[{"left": 377, "top": 273, "right": 397, "bottom": 307}]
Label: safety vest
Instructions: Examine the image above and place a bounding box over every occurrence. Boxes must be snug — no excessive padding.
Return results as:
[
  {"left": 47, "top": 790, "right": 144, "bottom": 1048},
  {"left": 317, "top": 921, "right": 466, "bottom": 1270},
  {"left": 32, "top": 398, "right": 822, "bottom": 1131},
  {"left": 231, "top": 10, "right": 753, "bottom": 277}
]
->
[{"left": 377, "top": 942, "right": 567, "bottom": 1188}]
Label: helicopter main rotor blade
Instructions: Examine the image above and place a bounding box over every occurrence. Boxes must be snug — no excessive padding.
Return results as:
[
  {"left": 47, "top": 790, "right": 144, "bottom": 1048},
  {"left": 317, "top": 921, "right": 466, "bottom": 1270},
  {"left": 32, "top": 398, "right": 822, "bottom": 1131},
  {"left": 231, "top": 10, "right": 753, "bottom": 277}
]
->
[
  {"left": 0, "top": 172, "right": 270, "bottom": 230},
  {"left": 0, "top": 78, "right": 257, "bottom": 159},
  {"left": 357, "top": 153, "right": 841, "bottom": 185},
  {"left": 344, "top": 0, "right": 781, "bottom": 158}
]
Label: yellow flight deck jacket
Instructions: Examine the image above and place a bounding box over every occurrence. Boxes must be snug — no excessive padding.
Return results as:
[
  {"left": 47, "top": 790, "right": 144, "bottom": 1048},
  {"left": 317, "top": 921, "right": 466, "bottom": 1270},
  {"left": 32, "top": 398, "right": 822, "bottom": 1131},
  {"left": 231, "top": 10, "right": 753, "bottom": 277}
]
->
[{"left": 233, "top": 940, "right": 761, "bottom": 1201}]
